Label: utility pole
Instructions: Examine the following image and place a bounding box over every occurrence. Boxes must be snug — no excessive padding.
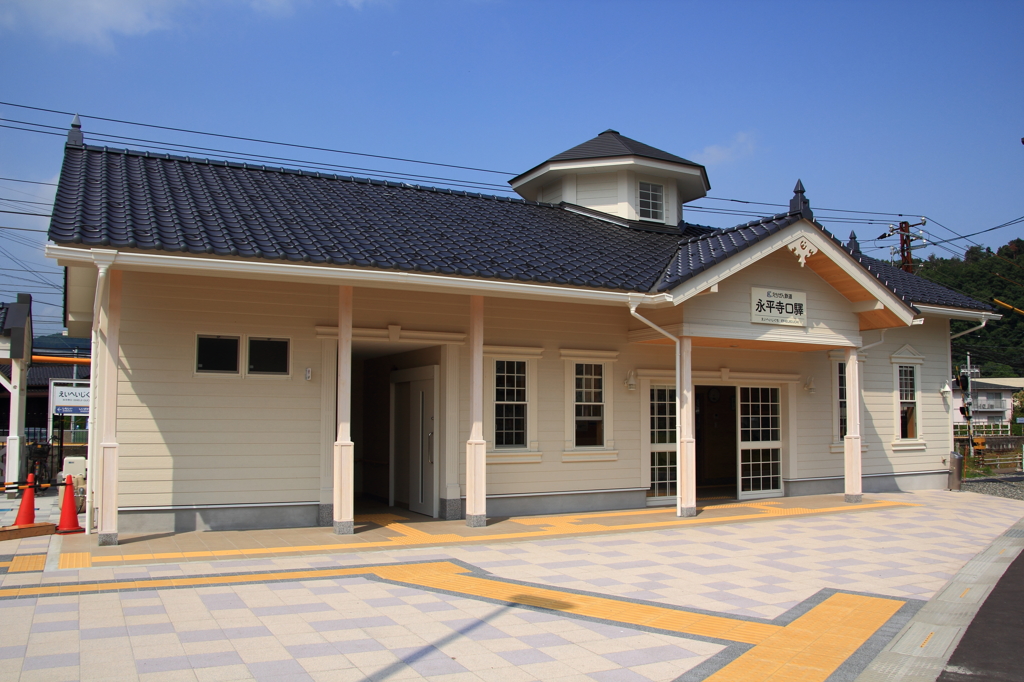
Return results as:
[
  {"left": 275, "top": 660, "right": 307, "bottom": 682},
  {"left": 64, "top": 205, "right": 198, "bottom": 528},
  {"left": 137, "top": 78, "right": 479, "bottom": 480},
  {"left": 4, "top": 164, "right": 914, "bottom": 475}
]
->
[{"left": 878, "top": 218, "right": 928, "bottom": 273}]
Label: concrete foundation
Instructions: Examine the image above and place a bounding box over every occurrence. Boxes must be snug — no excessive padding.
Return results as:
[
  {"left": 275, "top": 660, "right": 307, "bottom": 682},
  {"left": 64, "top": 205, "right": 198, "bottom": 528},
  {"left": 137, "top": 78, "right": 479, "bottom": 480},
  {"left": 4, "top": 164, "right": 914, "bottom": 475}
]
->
[
  {"left": 118, "top": 503, "right": 319, "bottom": 533},
  {"left": 461, "top": 488, "right": 647, "bottom": 518},
  {"left": 785, "top": 470, "right": 949, "bottom": 497}
]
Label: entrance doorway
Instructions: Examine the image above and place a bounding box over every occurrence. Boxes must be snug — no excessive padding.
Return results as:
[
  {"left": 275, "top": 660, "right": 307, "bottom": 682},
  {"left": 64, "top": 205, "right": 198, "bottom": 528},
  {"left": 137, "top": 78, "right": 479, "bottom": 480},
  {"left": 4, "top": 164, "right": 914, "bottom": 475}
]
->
[
  {"left": 695, "top": 386, "right": 737, "bottom": 500},
  {"left": 644, "top": 382, "right": 784, "bottom": 504},
  {"left": 390, "top": 366, "right": 438, "bottom": 518}
]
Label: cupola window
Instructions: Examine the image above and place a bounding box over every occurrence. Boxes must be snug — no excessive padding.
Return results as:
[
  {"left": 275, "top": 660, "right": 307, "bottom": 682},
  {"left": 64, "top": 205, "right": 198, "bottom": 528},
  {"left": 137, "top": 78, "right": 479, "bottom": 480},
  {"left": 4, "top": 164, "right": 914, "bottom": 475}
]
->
[{"left": 639, "top": 182, "right": 664, "bottom": 221}]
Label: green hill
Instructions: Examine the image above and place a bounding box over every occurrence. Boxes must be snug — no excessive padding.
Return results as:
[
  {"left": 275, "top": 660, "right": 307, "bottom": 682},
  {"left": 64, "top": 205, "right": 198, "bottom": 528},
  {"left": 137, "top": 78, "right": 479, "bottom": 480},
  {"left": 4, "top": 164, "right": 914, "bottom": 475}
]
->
[{"left": 916, "top": 238, "right": 1024, "bottom": 377}]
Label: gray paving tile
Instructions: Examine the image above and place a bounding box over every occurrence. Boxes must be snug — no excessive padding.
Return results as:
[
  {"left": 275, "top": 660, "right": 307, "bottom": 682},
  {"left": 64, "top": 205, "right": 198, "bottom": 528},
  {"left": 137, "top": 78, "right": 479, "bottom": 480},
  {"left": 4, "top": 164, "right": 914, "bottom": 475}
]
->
[
  {"left": 136, "top": 656, "right": 192, "bottom": 673},
  {"left": 81, "top": 625, "right": 130, "bottom": 639},
  {"left": 310, "top": 616, "right": 395, "bottom": 632}
]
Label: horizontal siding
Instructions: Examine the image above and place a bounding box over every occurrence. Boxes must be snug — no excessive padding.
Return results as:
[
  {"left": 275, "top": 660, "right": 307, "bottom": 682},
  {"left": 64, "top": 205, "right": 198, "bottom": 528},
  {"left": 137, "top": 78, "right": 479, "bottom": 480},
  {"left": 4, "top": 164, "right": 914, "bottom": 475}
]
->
[
  {"left": 575, "top": 172, "right": 618, "bottom": 213},
  {"left": 682, "top": 249, "right": 860, "bottom": 339},
  {"left": 111, "top": 266, "right": 954, "bottom": 508}
]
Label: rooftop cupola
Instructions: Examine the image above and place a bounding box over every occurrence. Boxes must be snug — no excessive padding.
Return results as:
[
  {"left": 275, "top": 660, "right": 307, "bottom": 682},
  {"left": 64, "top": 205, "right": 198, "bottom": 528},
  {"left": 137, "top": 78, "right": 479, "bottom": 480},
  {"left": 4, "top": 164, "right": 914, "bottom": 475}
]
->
[{"left": 510, "top": 130, "right": 709, "bottom": 226}]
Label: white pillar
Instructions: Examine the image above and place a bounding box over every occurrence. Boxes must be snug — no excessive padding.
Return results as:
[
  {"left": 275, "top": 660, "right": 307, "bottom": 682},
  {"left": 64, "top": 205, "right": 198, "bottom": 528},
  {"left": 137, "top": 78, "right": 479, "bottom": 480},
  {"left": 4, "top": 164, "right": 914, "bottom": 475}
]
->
[
  {"left": 97, "top": 270, "right": 122, "bottom": 545},
  {"left": 843, "top": 347, "right": 862, "bottom": 503},
  {"left": 333, "top": 286, "right": 355, "bottom": 534},
  {"left": 677, "top": 336, "right": 696, "bottom": 517},
  {"left": 4, "top": 358, "right": 27, "bottom": 499},
  {"left": 465, "top": 295, "right": 486, "bottom": 527}
]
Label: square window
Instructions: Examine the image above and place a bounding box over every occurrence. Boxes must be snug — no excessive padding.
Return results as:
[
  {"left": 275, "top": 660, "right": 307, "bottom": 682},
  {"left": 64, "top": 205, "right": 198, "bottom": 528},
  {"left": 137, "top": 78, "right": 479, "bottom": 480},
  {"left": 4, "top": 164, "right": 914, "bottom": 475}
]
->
[
  {"left": 639, "top": 182, "right": 664, "bottom": 221},
  {"left": 196, "top": 336, "right": 239, "bottom": 373},
  {"left": 248, "top": 338, "right": 289, "bottom": 374}
]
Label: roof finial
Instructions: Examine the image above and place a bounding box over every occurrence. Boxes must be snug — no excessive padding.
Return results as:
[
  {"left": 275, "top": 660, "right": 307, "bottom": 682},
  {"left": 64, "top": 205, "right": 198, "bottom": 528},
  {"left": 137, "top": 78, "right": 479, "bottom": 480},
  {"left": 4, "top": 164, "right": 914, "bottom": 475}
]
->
[
  {"left": 847, "top": 231, "right": 861, "bottom": 255},
  {"left": 789, "top": 179, "right": 812, "bottom": 220},
  {"left": 67, "top": 114, "right": 84, "bottom": 146}
]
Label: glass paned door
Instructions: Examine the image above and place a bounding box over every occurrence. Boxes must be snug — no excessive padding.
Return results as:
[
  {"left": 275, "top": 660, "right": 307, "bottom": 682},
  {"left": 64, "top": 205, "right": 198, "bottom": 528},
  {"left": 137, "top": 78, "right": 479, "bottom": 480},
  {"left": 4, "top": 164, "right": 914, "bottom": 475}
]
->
[
  {"left": 738, "top": 387, "right": 782, "bottom": 498},
  {"left": 648, "top": 385, "right": 677, "bottom": 502}
]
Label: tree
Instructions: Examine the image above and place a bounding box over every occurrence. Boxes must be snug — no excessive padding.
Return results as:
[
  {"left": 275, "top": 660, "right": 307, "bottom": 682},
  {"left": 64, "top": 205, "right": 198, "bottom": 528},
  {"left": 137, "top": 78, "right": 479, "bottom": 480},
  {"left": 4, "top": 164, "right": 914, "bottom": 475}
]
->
[{"left": 916, "top": 238, "right": 1024, "bottom": 377}]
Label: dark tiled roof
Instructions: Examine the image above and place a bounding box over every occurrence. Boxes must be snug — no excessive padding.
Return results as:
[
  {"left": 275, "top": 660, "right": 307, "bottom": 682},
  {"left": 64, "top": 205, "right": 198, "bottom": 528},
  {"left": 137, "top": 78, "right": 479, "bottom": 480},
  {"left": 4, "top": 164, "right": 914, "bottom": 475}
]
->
[
  {"left": 658, "top": 211, "right": 994, "bottom": 312},
  {"left": 657, "top": 214, "right": 804, "bottom": 291},
  {"left": 48, "top": 145, "right": 681, "bottom": 292},
  {"left": 0, "top": 363, "right": 90, "bottom": 389},
  {"left": 48, "top": 143, "right": 991, "bottom": 312},
  {"left": 548, "top": 130, "right": 703, "bottom": 167},
  {"left": 850, "top": 252, "right": 993, "bottom": 311}
]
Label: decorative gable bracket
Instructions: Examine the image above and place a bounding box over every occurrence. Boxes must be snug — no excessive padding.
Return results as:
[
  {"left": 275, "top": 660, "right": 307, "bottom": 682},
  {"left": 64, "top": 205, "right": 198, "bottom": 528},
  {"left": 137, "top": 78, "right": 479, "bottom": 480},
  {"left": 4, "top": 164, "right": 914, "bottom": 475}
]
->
[{"left": 788, "top": 237, "right": 818, "bottom": 267}]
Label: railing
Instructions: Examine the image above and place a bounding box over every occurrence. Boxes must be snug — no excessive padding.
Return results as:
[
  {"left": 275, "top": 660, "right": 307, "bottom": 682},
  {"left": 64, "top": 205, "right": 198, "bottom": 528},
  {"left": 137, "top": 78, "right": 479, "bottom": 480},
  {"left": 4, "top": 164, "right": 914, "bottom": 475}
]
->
[
  {"left": 975, "top": 450, "right": 1024, "bottom": 470},
  {"left": 0, "top": 427, "right": 50, "bottom": 441},
  {"left": 975, "top": 400, "right": 1006, "bottom": 410},
  {"left": 955, "top": 423, "right": 1011, "bottom": 436}
]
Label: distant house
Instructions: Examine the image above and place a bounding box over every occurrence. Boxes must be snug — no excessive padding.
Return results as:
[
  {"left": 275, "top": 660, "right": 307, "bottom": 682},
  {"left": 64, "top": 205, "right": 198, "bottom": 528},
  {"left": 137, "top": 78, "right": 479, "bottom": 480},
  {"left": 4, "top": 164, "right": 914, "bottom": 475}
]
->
[
  {"left": 952, "top": 378, "right": 1024, "bottom": 436},
  {"left": 45, "top": 123, "right": 1001, "bottom": 546}
]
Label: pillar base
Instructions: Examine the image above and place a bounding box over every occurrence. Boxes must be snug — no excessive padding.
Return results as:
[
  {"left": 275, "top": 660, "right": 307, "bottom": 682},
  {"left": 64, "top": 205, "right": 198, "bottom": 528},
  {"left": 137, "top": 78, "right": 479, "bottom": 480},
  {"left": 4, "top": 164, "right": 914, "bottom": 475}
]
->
[
  {"left": 844, "top": 494, "right": 862, "bottom": 504},
  {"left": 440, "top": 498, "right": 462, "bottom": 521},
  {"left": 678, "top": 506, "right": 697, "bottom": 518},
  {"left": 318, "top": 504, "right": 333, "bottom": 527},
  {"left": 333, "top": 520, "right": 353, "bottom": 535},
  {"left": 97, "top": 532, "right": 118, "bottom": 546},
  {"left": 466, "top": 514, "right": 486, "bottom": 528}
]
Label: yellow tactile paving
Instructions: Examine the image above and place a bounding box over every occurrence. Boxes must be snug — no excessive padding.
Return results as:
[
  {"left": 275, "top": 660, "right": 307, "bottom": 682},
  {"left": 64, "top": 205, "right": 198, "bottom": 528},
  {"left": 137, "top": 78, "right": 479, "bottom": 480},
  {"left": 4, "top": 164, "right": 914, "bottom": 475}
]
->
[
  {"left": 58, "top": 552, "right": 92, "bottom": 569},
  {"left": 65, "top": 497, "right": 917, "bottom": 566},
  {"left": 0, "top": 559, "right": 905, "bottom": 682},
  {"left": 8, "top": 554, "right": 45, "bottom": 572},
  {"left": 705, "top": 593, "right": 904, "bottom": 682}
]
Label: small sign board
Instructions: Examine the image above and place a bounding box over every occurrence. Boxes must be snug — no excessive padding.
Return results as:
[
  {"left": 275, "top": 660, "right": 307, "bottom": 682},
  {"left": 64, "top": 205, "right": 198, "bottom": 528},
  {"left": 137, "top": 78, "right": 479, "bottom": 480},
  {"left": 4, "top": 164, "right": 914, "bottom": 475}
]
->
[
  {"left": 1017, "top": 417, "right": 1024, "bottom": 424},
  {"left": 751, "top": 287, "right": 807, "bottom": 327},
  {"left": 50, "top": 382, "right": 90, "bottom": 415}
]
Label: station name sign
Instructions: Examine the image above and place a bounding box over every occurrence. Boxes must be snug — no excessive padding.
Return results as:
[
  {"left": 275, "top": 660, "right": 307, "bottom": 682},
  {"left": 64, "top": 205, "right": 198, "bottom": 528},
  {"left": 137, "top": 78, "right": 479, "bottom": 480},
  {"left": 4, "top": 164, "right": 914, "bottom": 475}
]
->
[
  {"left": 51, "top": 383, "right": 90, "bottom": 415},
  {"left": 751, "top": 287, "right": 807, "bottom": 327}
]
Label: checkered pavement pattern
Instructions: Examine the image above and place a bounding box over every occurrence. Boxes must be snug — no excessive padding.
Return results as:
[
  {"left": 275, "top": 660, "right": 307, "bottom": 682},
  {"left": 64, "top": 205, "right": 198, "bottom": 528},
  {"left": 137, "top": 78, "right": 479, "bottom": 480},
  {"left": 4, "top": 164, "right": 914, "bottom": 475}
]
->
[
  {"left": 0, "top": 490, "right": 62, "bottom": 528},
  {"left": 0, "top": 490, "right": 1022, "bottom": 681},
  {"left": 0, "top": 576, "right": 722, "bottom": 682}
]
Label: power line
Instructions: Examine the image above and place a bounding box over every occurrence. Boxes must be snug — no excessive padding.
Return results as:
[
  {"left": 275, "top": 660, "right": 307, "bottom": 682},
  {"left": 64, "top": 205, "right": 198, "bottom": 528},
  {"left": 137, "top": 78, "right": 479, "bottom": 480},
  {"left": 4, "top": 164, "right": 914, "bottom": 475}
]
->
[
  {"left": 0, "top": 225, "right": 48, "bottom": 233},
  {"left": 0, "top": 209, "right": 51, "bottom": 217},
  {"left": 0, "top": 176, "right": 57, "bottom": 186},
  {"left": 0, "top": 100, "right": 517, "bottom": 176},
  {"left": 0, "top": 122, "right": 517, "bottom": 195}
]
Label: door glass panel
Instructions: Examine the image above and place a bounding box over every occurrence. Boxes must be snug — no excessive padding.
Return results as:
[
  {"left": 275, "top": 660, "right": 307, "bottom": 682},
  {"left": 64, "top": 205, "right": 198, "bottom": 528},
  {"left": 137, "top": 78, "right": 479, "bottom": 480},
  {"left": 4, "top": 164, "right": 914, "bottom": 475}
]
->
[
  {"left": 649, "top": 451, "right": 677, "bottom": 498},
  {"left": 650, "top": 386, "right": 676, "bottom": 444},
  {"left": 740, "top": 448, "right": 781, "bottom": 492},
  {"left": 738, "top": 387, "right": 782, "bottom": 496}
]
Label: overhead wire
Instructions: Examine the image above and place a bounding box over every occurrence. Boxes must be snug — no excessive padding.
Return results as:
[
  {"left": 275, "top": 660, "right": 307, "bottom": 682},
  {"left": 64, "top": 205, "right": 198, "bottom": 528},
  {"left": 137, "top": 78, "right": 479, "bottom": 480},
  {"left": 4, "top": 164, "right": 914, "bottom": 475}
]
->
[
  {"left": 0, "top": 100, "right": 518, "bottom": 175},
  {"left": 0, "top": 121, "right": 518, "bottom": 194}
]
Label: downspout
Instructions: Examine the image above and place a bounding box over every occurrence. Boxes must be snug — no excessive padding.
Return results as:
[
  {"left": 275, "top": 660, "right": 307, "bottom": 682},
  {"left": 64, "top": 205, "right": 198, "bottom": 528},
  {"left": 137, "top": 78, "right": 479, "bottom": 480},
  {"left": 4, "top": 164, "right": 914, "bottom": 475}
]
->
[
  {"left": 950, "top": 319, "right": 987, "bottom": 341},
  {"left": 85, "top": 264, "right": 109, "bottom": 535},
  {"left": 628, "top": 301, "right": 683, "bottom": 510}
]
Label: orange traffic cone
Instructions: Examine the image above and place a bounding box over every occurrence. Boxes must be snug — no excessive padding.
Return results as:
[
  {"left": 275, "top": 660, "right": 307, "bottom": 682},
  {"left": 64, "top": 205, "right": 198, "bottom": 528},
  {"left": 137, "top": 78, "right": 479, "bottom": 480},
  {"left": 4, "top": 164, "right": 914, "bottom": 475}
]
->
[
  {"left": 12, "top": 473, "right": 35, "bottom": 526},
  {"left": 56, "top": 475, "right": 84, "bottom": 534}
]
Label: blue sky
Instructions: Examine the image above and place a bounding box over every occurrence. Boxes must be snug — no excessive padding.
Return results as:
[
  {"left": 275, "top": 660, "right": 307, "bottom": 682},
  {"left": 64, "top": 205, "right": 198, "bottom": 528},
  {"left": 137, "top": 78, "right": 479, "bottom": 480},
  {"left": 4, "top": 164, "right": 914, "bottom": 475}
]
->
[{"left": 1, "top": 0, "right": 1021, "bottom": 335}]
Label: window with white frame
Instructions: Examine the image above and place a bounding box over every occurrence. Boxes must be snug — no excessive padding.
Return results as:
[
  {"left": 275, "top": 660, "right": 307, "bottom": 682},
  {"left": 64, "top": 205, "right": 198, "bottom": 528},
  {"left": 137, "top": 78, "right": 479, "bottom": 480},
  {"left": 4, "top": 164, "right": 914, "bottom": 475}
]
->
[
  {"left": 837, "top": 361, "right": 848, "bottom": 439},
  {"left": 575, "top": 363, "right": 605, "bottom": 447},
  {"left": 494, "top": 360, "right": 527, "bottom": 448},
  {"left": 898, "top": 365, "right": 917, "bottom": 439},
  {"left": 638, "top": 182, "right": 664, "bottom": 221},
  {"left": 196, "top": 335, "right": 240, "bottom": 374}
]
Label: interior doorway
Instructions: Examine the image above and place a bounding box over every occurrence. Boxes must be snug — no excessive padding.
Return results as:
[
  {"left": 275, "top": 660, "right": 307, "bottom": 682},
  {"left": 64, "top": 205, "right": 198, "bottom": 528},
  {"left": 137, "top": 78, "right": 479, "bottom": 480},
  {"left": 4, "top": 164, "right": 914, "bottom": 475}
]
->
[
  {"left": 694, "top": 385, "right": 738, "bottom": 500},
  {"left": 390, "top": 365, "right": 439, "bottom": 518}
]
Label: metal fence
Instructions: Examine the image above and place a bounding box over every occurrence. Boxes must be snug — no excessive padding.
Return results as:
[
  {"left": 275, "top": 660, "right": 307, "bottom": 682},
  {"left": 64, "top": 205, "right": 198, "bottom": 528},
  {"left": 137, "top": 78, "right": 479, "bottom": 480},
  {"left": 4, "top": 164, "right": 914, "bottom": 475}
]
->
[{"left": 955, "top": 423, "right": 1011, "bottom": 436}]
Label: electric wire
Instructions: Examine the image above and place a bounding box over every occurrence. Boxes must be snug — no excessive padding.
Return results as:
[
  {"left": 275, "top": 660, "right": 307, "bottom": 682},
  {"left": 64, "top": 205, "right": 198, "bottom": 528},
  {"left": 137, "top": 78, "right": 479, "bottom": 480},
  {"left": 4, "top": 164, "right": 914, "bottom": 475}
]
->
[
  {"left": 0, "top": 100, "right": 518, "bottom": 175},
  {"left": 0, "top": 122, "right": 517, "bottom": 194}
]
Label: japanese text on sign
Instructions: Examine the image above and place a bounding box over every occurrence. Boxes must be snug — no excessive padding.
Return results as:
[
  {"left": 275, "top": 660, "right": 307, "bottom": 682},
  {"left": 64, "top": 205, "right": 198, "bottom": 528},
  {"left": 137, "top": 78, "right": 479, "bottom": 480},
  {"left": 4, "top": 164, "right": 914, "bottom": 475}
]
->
[{"left": 751, "top": 287, "right": 807, "bottom": 327}]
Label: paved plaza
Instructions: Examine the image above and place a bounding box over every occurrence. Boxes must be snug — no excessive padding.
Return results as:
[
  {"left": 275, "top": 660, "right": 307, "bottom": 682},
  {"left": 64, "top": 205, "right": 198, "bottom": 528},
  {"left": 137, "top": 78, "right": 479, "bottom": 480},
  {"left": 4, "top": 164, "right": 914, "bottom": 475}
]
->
[{"left": 1, "top": 490, "right": 1023, "bottom": 682}]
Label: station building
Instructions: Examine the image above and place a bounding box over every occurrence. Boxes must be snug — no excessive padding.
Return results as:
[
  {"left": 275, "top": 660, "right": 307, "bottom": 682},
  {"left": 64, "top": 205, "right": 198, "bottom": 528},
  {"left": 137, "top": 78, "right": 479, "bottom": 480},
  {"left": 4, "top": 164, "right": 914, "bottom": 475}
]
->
[{"left": 45, "top": 124, "right": 1000, "bottom": 545}]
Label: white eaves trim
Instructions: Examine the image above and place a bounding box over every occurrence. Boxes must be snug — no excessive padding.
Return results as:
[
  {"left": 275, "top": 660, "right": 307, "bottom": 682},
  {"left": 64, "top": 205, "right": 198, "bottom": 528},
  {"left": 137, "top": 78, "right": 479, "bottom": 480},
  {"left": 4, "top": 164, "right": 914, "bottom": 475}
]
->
[
  {"left": 666, "top": 221, "right": 918, "bottom": 326},
  {"left": 912, "top": 303, "right": 1002, "bottom": 322},
  {"left": 45, "top": 245, "right": 675, "bottom": 309}
]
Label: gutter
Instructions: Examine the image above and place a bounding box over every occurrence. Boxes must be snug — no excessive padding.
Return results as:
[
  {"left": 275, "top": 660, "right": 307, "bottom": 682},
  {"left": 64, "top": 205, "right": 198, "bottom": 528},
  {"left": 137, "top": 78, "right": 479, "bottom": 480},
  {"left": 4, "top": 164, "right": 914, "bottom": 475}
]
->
[
  {"left": 45, "top": 245, "right": 676, "bottom": 308},
  {"left": 950, "top": 319, "right": 987, "bottom": 341}
]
